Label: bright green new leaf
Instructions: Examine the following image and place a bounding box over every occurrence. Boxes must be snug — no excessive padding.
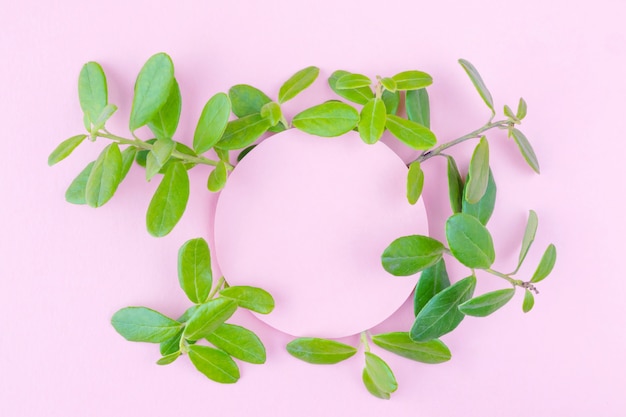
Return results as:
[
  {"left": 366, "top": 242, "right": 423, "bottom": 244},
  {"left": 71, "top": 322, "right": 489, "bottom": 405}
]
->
[
  {"left": 380, "top": 77, "right": 397, "bottom": 92},
  {"left": 458, "top": 59, "right": 494, "bottom": 115},
  {"left": 406, "top": 161, "right": 424, "bottom": 205},
  {"left": 292, "top": 102, "right": 359, "bottom": 137},
  {"left": 85, "top": 143, "right": 123, "bottom": 208},
  {"left": 514, "top": 210, "right": 538, "bottom": 273},
  {"left": 120, "top": 147, "right": 137, "bottom": 181},
  {"left": 446, "top": 213, "right": 495, "bottom": 269},
  {"left": 414, "top": 259, "right": 450, "bottom": 316},
  {"left": 363, "top": 352, "right": 397, "bottom": 400},
  {"left": 146, "top": 161, "right": 189, "bottom": 237},
  {"left": 372, "top": 332, "right": 451, "bottom": 364},
  {"left": 188, "top": 345, "right": 240, "bottom": 384},
  {"left": 358, "top": 98, "right": 386, "bottom": 144},
  {"left": 65, "top": 161, "right": 94, "bottom": 205},
  {"left": 517, "top": 98, "right": 528, "bottom": 120},
  {"left": 391, "top": 70, "right": 433, "bottom": 90},
  {"left": 406, "top": 89, "right": 430, "bottom": 128},
  {"left": 411, "top": 275, "right": 477, "bottom": 342},
  {"left": 261, "top": 102, "right": 282, "bottom": 126},
  {"left": 465, "top": 137, "right": 490, "bottom": 204},
  {"left": 129, "top": 53, "right": 175, "bottom": 131},
  {"left": 335, "top": 73, "right": 371, "bottom": 90},
  {"left": 206, "top": 323, "right": 266, "bottom": 364},
  {"left": 216, "top": 113, "right": 271, "bottom": 150},
  {"left": 381, "top": 90, "right": 399, "bottom": 115},
  {"left": 48, "top": 134, "right": 87, "bottom": 166},
  {"left": 328, "top": 70, "right": 374, "bottom": 105},
  {"left": 146, "top": 138, "right": 175, "bottom": 181},
  {"left": 385, "top": 114, "right": 436, "bottom": 150},
  {"left": 147, "top": 79, "right": 182, "bottom": 141},
  {"left": 278, "top": 66, "right": 319, "bottom": 103},
  {"left": 178, "top": 238, "right": 213, "bottom": 304},
  {"left": 183, "top": 298, "right": 238, "bottom": 341},
  {"left": 92, "top": 104, "right": 118, "bottom": 132},
  {"left": 207, "top": 161, "right": 228, "bottom": 192},
  {"left": 193, "top": 93, "right": 231, "bottom": 154},
  {"left": 530, "top": 244, "right": 557, "bottom": 283},
  {"left": 381, "top": 235, "right": 445, "bottom": 276},
  {"left": 511, "top": 128, "right": 540, "bottom": 174},
  {"left": 219, "top": 286, "right": 275, "bottom": 314},
  {"left": 156, "top": 352, "right": 180, "bottom": 365},
  {"left": 111, "top": 307, "right": 182, "bottom": 343},
  {"left": 447, "top": 156, "right": 464, "bottom": 213},
  {"left": 462, "top": 168, "right": 496, "bottom": 225},
  {"left": 78, "top": 61, "right": 108, "bottom": 125},
  {"left": 286, "top": 338, "right": 357, "bottom": 364},
  {"left": 523, "top": 289, "right": 535, "bottom": 313},
  {"left": 458, "top": 288, "right": 515, "bottom": 317},
  {"left": 237, "top": 145, "right": 257, "bottom": 162}
]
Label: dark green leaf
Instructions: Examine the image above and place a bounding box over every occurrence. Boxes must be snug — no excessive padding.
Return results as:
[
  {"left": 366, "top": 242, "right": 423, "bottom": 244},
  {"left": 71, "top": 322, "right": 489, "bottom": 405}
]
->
[
  {"left": 260, "top": 102, "right": 282, "bottom": 126},
  {"left": 147, "top": 79, "right": 181, "bottom": 141},
  {"left": 516, "top": 98, "right": 527, "bottom": 120},
  {"left": 206, "top": 323, "right": 266, "bottom": 364},
  {"left": 156, "top": 352, "right": 180, "bottom": 365},
  {"left": 380, "top": 77, "right": 397, "bottom": 92},
  {"left": 237, "top": 145, "right": 257, "bottom": 162},
  {"left": 292, "top": 102, "right": 359, "bottom": 137},
  {"left": 522, "top": 289, "right": 535, "bottom": 313},
  {"left": 414, "top": 259, "right": 450, "bottom": 316},
  {"left": 85, "top": 143, "right": 123, "bottom": 208},
  {"left": 381, "top": 90, "right": 400, "bottom": 115},
  {"left": 65, "top": 161, "right": 94, "bottom": 205},
  {"left": 129, "top": 53, "right": 175, "bottom": 131},
  {"left": 216, "top": 113, "right": 270, "bottom": 150},
  {"left": 146, "top": 161, "right": 189, "bottom": 237},
  {"left": 511, "top": 128, "right": 540, "bottom": 174},
  {"left": 335, "top": 73, "right": 371, "bottom": 89},
  {"left": 381, "top": 235, "right": 445, "bottom": 276},
  {"left": 391, "top": 70, "right": 433, "bottom": 90},
  {"left": 183, "top": 298, "right": 238, "bottom": 341},
  {"left": 78, "top": 61, "right": 107, "bottom": 125},
  {"left": 385, "top": 114, "right": 436, "bottom": 150},
  {"left": 530, "top": 244, "right": 557, "bottom": 283},
  {"left": 363, "top": 352, "right": 397, "bottom": 399},
  {"left": 146, "top": 138, "right": 175, "bottom": 181},
  {"left": 462, "top": 168, "right": 496, "bottom": 225},
  {"left": 406, "top": 89, "right": 430, "bottom": 128},
  {"left": 178, "top": 238, "right": 213, "bottom": 304},
  {"left": 358, "top": 98, "right": 386, "bottom": 144},
  {"left": 411, "top": 275, "right": 476, "bottom": 342},
  {"left": 446, "top": 156, "right": 464, "bottom": 213},
  {"left": 207, "top": 161, "right": 228, "bottom": 192},
  {"left": 406, "top": 161, "right": 424, "bottom": 205},
  {"left": 111, "top": 307, "right": 182, "bottom": 343},
  {"left": 515, "top": 210, "right": 538, "bottom": 273},
  {"left": 446, "top": 213, "right": 495, "bottom": 269},
  {"left": 193, "top": 92, "right": 231, "bottom": 154},
  {"left": 372, "top": 332, "right": 451, "bottom": 364},
  {"left": 48, "top": 134, "right": 87, "bottom": 166},
  {"left": 458, "top": 288, "right": 515, "bottom": 317},
  {"left": 219, "top": 286, "right": 275, "bottom": 314},
  {"left": 286, "top": 338, "right": 357, "bottom": 364},
  {"left": 328, "top": 70, "right": 374, "bottom": 105},
  {"left": 465, "top": 137, "right": 490, "bottom": 204},
  {"left": 278, "top": 66, "right": 319, "bottom": 103},
  {"left": 188, "top": 345, "right": 240, "bottom": 384},
  {"left": 458, "top": 59, "right": 494, "bottom": 114}
]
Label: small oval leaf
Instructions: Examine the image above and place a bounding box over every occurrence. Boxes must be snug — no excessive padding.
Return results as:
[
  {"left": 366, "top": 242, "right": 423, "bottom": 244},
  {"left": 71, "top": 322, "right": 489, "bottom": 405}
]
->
[
  {"left": 385, "top": 114, "right": 436, "bottom": 150},
  {"left": 511, "top": 128, "right": 540, "bottom": 174},
  {"left": 286, "top": 338, "right": 357, "bottom": 364},
  {"left": 372, "top": 332, "right": 451, "bottom": 364},
  {"left": 414, "top": 259, "right": 451, "bottom": 316},
  {"left": 146, "top": 161, "right": 189, "bottom": 237},
  {"left": 446, "top": 213, "right": 495, "bottom": 269},
  {"left": 465, "top": 137, "right": 490, "bottom": 204},
  {"left": 458, "top": 59, "right": 494, "bottom": 114},
  {"left": 147, "top": 79, "right": 182, "bottom": 141},
  {"left": 229, "top": 84, "right": 271, "bottom": 117},
  {"left": 193, "top": 93, "right": 231, "bottom": 154},
  {"left": 406, "top": 161, "right": 424, "bottom": 205},
  {"left": 391, "top": 70, "right": 433, "bottom": 90},
  {"left": 462, "top": 168, "right": 496, "bottom": 225},
  {"left": 129, "top": 53, "right": 175, "bottom": 131},
  {"left": 458, "top": 288, "right": 515, "bottom": 317},
  {"left": 219, "top": 286, "right": 275, "bottom": 314},
  {"left": 206, "top": 323, "right": 266, "bottom": 364},
  {"left": 335, "top": 73, "right": 371, "bottom": 90},
  {"left": 260, "top": 101, "right": 282, "bottom": 126},
  {"left": 207, "top": 161, "right": 228, "bottom": 192},
  {"left": 380, "top": 77, "right": 397, "bottom": 92},
  {"left": 48, "top": 134, "right": 87, "bottom": 166},
  {"left": 78, "top": 62, "right": 108, "bottom": 125},
  {"left": 381, "top": 235, "right": 445, "bottom": 276},
  {"left": 292, "top": 102, "right": 359, "bottom": 137},
  {"left": 216, "top": 113, "right": 271, "bottom": 150},
  {"left": 446, "top": 156, "right": 464, "bottom": 213},
  {"left": 517, "top": 98, "right": 528, "bottom": 120},
  {"left": 111, "top": 307, "right": 182, "bottom": 343},
  {"left": 406, "top": 89, "right": 430, "bottom": 128},
  {"left": 515, "top": 210, "right": 538, "bottom": 273},
  {"left": 381, "top": 90, "right": 400, "bottom": 115},
  {"left": 363, "top": 352, "right": 397, "bottom": 398},
  {"left": 183, "top": 298, "right": 238, "bottom": 341},
  {"left": 278, "top": 66, "right": 319, "bottom": 103},
  {"left": 328, "top": 70, "right": 374, "bottom": 105},
  {"left": 65, "top": 161, "right": 95, "bottom": 205},
  {"left": 530, "top": 244, "right": 557, "bottom": 283},
  {"left": 358, "top": 98, "right": 386, "bottom": 144},
  {"left": 522, "top": 289, "right": 535, "bottom": 313},
  {"left": 188, "top": 345, "right": 240, "bottom": 384},
  {"left": 178, "top": 238, "right": 213, "bottom": 304},
  {"left": 85, "top": 143, "right": 123, "bottom": 208},
  {"left": 156, "top": 352, "right": 180, "bottom": 366}
]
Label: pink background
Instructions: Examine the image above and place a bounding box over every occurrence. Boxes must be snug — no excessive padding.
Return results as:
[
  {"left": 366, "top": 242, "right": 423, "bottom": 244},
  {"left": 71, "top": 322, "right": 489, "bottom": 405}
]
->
[{"left": 2, "top": 0, "right": 625, "bottom": 415}]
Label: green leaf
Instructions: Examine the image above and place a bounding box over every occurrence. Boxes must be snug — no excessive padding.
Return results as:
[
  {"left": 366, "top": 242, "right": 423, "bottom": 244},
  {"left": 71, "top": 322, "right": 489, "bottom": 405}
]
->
[
  {"left": 261, "top": 102, "right": 282, "bottom": 126},
  {"left": 136, "top": 140, "right": 197, "bottom": 172},
  {"left": 215, "top": 147, "right": 230, "bottom": 163},
  {"left": 511, "top": 128, "right": 540, "bottom": 174},
  {"left": 380, "top": 77, "right": 397, "bottom": 92},
  {"left": 406, "top": 161, "right": 424, "bottom": 205},
  {"left": 48, "top": 134, "right": 87, "bottom": 166},
  {"left": 237, "top": 145, "right": 257, "bottom": 162},
  {"left": 278, "top": 66, "right": 319, "bottom": 103},
  {"left": 411, "top": 275, "right": 476, "bottom": 342},
  {"left": 445, "top": 213, "right": 495, "bottom": 269},
  {"left": 216, "top": 113, "right": 271, "bottom": 150},
  {"left": 193, "top": 92, "right": 231, "bottom": 154},
  {"left": 335, "top": 73, "right": 371, "bottom": 89},
  {"left": 292, "top": 102, "right": 359, "bottom": 137},
  {"left": 111, "top": 307, "right": 182, "bottom": 343},
  {"left": 146, "top": 161, "right": 189, "bottom": 237},
  {"left": 504, "top": 104, "right": 518, "bottom": 121},
  {"left": 188, "top": 345, "right": 240, "bottom": 384},
  {"left": 207, "top": 161, "right": 228, "bottom": 192},
  {"left": 406, "top": 89, "right": 430, "bottom": 128},
  {"left": 147, "top": 79, "right": 181, "bottom": 141},
  {"left": 465, "top": 137, "right": 490, "bottom": 204},
  {"left": 219, "top": 286, "right": 275, "bottom": 314},
  {"left": 358, "top": 98, "right": 386, "bottom": 144},
  {"left": 120, "top": 147, "right": 137, "bottom": 181},
  {"left": 65, "top": 161, "right": 94, "bottom": 205},
  {"left": 458, "top": 59, "right": 494, "bottom": 115},
  {"left": 183, "top": 298, "right": 238, "bottom": 341},
  {"left": 92, "top": 104, "right": 118, "bottom": 132},
  {"left": 414, "top": 259, "right": 450, "bottom": 316},
  {"left": 328, "top": 70, "right": 374, "bottom": 105},
  {"left": 206, "top": 323, "right": 266, "bottom": 364},
  {"left": 85, "top": 143, "right": 123, "bottom": 208},
  {"left": 129, "top": 53, "right": 175, "bottom": 131},
  {"left": 363, "top": 352, "right": 397, "bottom": 399},
  {"left": 530, "top": 244, "right": 557, "bottom": 283},
  {"left": 146, "top": 138, "right": 175, "bottom": 181},
  {"left": 385, "top": 114, "right": 436, "bottom": 150},
  {"left": 462, "top": 168, "right": 496, "bottom": 225},
  {"left": 372, "top": 332, "right": 451, "bottom": 364},
  {"left": 446, "top": 156, "right": 464, "bottom": 213},
  {"left": 78, "top": 62, "right": 108, "bottom": 126},
  {"left": 391, "top": 70, "right": 433, "bottom": 90},
  {"left": 458, "top": 288, "right": 515, "bottom": 317},
  {"left": 156, "top": 352, "right": 180, "bottom": 365},
  {"left": 229, "top": 84, "right": 272, "bottom": 117},
  {"left": 522, "top": 289, "right": 535, "bottom": 313},
  {"left": 286, "top": 338, "right": 357, "bottom": 364},
  {"left": 516, "top": 98, "right": 527, "bottom": 120},
  {"left": 381, "top": 235, "right": 445, "bottom": 276},
  {"left": 159, "top": 329, "right": 184, "bottom": 356},
  {"left": 381, "top": 90, "right": 399, "bottom": 115},
  {"left": 178, "top": 238, "right": 213, "bottom": 304},
  {"left": 515, "top": 210, "right": 538, "bottom": 273}
]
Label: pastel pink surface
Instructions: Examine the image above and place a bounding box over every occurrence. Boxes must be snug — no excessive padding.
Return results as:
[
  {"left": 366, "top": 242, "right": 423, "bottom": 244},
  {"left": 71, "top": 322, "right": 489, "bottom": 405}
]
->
[{"left": 214, "top": 130, "right": 426, "bottom": 337}]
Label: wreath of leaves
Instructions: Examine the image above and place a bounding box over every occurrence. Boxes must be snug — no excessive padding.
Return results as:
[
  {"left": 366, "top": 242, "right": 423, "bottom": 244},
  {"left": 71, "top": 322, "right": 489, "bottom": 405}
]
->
[{"left": 49, "top": 53, "right": 556, "bottom": 399}]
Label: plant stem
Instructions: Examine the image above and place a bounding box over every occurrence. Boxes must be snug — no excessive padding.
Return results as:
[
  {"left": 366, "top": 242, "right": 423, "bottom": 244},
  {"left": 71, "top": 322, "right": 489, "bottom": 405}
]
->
[
  {"left": 208, "top": 277, "right": 226, "bottom": 299},
  {"left": 360, "top": 331, "right": 371, "bottom": 353},
  {"left": 485, "top": 268, "right": 539, "bottom": 294}
]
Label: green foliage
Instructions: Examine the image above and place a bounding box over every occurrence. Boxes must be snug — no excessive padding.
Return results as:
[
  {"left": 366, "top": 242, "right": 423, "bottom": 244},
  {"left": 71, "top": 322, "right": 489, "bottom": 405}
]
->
[
  {"left": 178, "top": 238, "right": 213, "bottom": 304},
  {"left": 328, "top": 70, "right": 374, "bottom": 104},
  {"left": 193, "top": 93, "right": 231, "bottom": 154},
  {"left": 362, "top": 352, "right": 397, "bottom": 399},
  {"left": 216, "top": 113, "right": 271, "bottom": 150},
  {"left": 406, "top": 161, "right": 424, "bottom": 205},
  {"left": 358, "top": 98, "right": 386, "bottom": 144},
  {"left": 531, "top": 244, "right": 557, "bottom": 283},
  {"left": 381, "top": 235, "right": 445, "bottom": 276},
  {"left": 111, "top": 307, "right": 182, "bottom": 343},
  {"left": 188, "top": 345, "right": 240, "bottom": 383},
  {"left": 278, "top": 66, "right": 319, "bottom": 103},
  {"left": 85, "top": 143, "right": 123, "bottom": 208},
  {"left": 48, "top": 134, "right": 87, "bottom": 166},
  {"left": 462, "top": 168, "right": 496, "bottom": 225},
  {"left": 219, "top": 286, "right": 275, "bottom": 314},
  {"left": 405, "top": 88, "right": 430, "bottom": 128},
  {"left": 458, "top": 288, "right": 515, "bottom": 317},
  {"left": 206, "top": 324, "right": 266, "bottom": 364},
  {"left": 391, "top": 70, "right": 432, "bottom": 90},
  {"left": 372, "top": 332, "right": 451, "bottom": 364},
  {"left": 446, "top": 156, "right": 464, "bottom": 213},
  {"left": 336, "top": 73, "right": 371, "bottom": 89},
  {"left": 414, "top": 259, "right": 450, "bottom": 316},
  {"left": 183, "top": 298, "right": 238, "bottom": 341},
  {"left": 146, "top": 161, "right": 189, "bottom": 237},
  {"left": 147, "top": 79, "right": 181, "bottom": 141},
  {"left": 522, "top": 289, "right": 535, "bottom": 313},
  {"left": 511, "top": 128, "right": 540, "bottom": 174},
  {"left": 78, "top": 62, "right": 108, "bottom": 128},
  {"left": 129, "top": 53, "right": 175, "bottom": 131},
  {"left": 292, "top": 102, "right": 359, "bottom": 137},
  {"left": 458, "top": 58, "right": 494, "bottom": 116},
  {"left": 385, "top": 114, "right": 436, "bottom": 150},
  {"left": 446, "top": 213, "right": 495, "bottom": 269},
  {"left": 286, "top": 338, "right": 357, "bottom": 364},
  {"left": 381, "top": 90, "right": 400, "bottom": 115},
  {"left": 207, "top": 161, "right": 228, "bottom": 192},
  {"left": 465, "top": 137, "right": 490, "bottom": 204}
]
